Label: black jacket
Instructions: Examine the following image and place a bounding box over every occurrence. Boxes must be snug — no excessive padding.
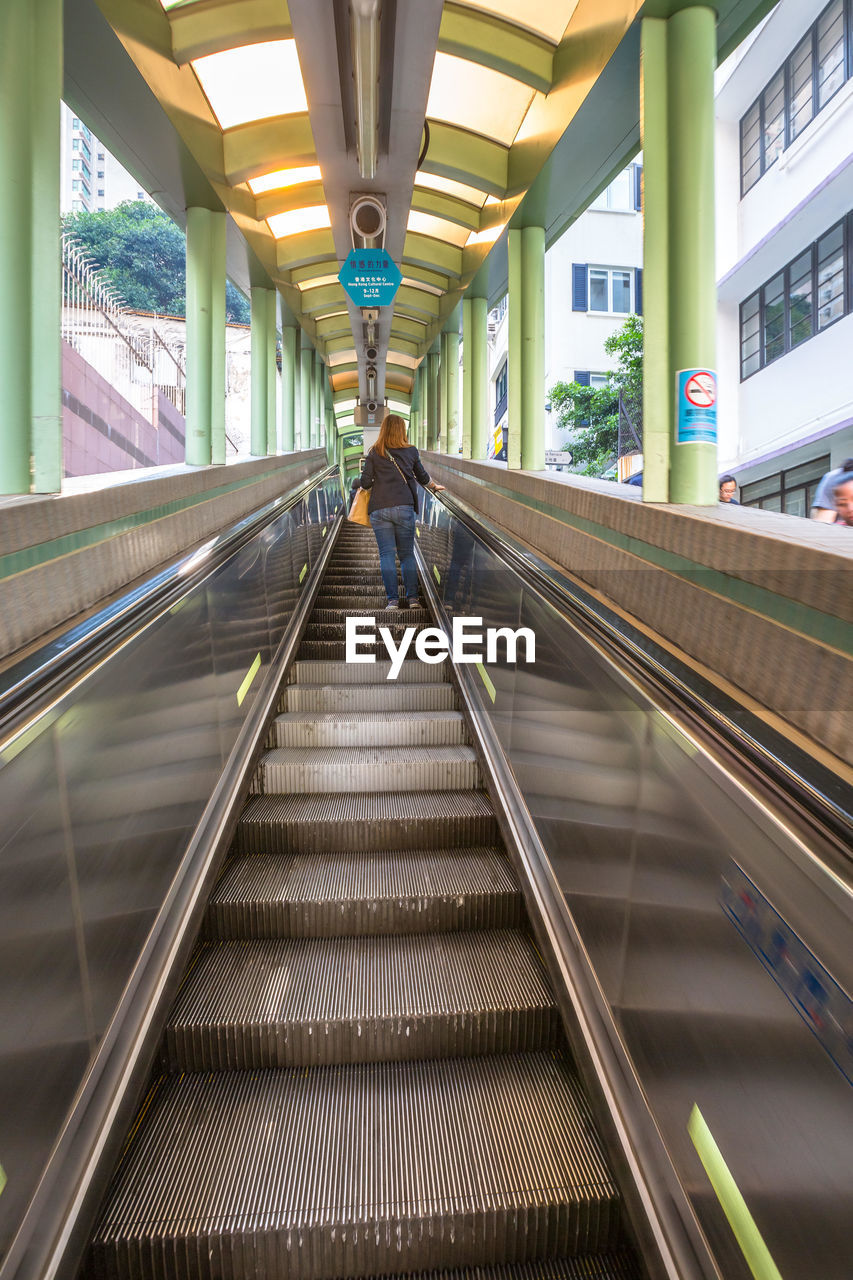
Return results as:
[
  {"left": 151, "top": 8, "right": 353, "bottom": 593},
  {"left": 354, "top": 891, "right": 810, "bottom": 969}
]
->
[{"left": 358, "top": 446, "right": 431, "bottom": 514}]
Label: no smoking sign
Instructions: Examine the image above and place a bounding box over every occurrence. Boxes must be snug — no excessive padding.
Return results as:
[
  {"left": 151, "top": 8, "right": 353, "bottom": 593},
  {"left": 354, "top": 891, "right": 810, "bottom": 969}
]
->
[{"left": 676, "top": 368, "right": 717, "bottom": 444}]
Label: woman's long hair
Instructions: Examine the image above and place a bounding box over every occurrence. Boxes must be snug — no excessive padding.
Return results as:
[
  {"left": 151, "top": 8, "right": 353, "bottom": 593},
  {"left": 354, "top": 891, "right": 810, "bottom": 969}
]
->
[{"left": 372, "top": 413, "right": 410, "bottom": 458}]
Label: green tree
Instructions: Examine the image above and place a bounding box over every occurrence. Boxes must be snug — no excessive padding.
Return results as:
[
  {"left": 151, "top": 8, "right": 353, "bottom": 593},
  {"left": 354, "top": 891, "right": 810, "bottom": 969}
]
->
[
  {"left": 548, "top": 314, "right": 643, "bottom": 476},
  {"left": 63, "top": 201, "right": 251, "bottom": 324}
]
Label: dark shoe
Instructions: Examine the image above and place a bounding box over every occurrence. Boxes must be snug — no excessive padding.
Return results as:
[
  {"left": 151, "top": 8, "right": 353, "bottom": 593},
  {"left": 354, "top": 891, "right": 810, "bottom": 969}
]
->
[
  {"left": 385, "top": 601, "right": 399, "bottom": 610},
  {"left": 397, "top": 596, "right": 411, "bottom": 609}
]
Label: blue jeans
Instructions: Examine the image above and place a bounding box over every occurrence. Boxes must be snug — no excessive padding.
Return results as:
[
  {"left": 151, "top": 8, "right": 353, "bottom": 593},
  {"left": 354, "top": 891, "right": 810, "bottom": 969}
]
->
[{"left": 369, "top": 505, "right": 418, "bottom": 603}]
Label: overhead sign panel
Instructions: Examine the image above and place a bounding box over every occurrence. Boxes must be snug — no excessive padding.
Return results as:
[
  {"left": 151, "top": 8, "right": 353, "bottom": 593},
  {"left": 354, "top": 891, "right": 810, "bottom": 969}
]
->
[{"left": 339, "top": 249, "right": 402, "bottom": 308}]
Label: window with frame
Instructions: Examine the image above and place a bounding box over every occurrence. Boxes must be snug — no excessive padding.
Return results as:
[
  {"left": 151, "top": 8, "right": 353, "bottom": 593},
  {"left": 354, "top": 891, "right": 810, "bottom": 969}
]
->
[
  {"left": 494, "top": 363, "right": 508, "bottom": 425},
  {"left": 589, "top": 267, "right": 633, "bottom": 314},
  {"left": 740, "top": 213, "right": 851, "bottom": 378},
  {"left": 740, "top": 0, "right": 850, "bottom": 195},
  {"left": 741, "top": 455, "right": 830, "bottom": 515},
  {"left": 590, "top": 166, "right": 635, "bottom": 212}
]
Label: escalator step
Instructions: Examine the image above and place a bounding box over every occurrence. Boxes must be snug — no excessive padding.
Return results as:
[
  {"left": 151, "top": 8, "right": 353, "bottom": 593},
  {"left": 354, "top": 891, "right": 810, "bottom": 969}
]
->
[
  {"left": 255, "top": 745, "right": 480, "bottom": 794},
  {"left": 311, "top": 607, "right": 431, "bottom": 624},
  {"left": 284, "top": 682, "right": 457, "bottom": 713},
  {"left": 304, "top": 620, "right": 431, "bottom": 641},
  {"left": 298, "top": 640, "right": 432, "bottom": 661},
  {"left": 204, "top": 845, "right": 521, "bottom": 939},
  {"left": 88, "top": 1053, "right": 622, "bottom": 1280},
  {"left": 163, "top": 930, "right": 557, "bottom": 1069},
  {"left": 375, "top": 1258, "right": 643, "bottom": 1280},
  {"left": 272, "top": 710, "right": 466, "bottom": 748},
  {"left": 289, "top": 660, "right": 448, "bottom": 685},
  {"left": 236, "top": 790, "right": 497, "bottom": 853}
]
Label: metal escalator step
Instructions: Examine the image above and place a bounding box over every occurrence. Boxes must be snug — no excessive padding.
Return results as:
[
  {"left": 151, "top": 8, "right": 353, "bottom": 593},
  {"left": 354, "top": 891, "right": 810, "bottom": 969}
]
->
[
  {"left": 87, "top": 1052, "right": 622, "bottom": 1280},
  {"left": 164, "top": 930, "right": 558, "bottom": 1070},
  {"left": 316, "top": 594, "right": 396, "bottom": 609},
  {"left": 273, "top": 710, "right": 466, "bottom": 748},
  {"left": 204, "top": 846, "right": 521, "bottom": 939},
  {"left": 289, "top": 660, "right": 449, "bottom": 685},
  {"left": 374, "top": 1257, "right": 643, "bottom": 1280},
  {"left": 311, "top": 606, "right": 431, "bottom": 625},
  {"left": 284, "top": 682, "right": 457, "bottom": 712},
  {"left": 297, "top": 640, "right": 431, "bottom": 661},
  {"left": 256, "top": 745, "right": 480, "bottom": 794},
  {"left": 236, "top": 790, "right": 497, "bottom": 853}
]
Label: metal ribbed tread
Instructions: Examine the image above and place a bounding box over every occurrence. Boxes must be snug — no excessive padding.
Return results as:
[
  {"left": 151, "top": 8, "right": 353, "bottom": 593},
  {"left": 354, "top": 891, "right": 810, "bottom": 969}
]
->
[
  {"left": 289, "top": 660, "right": 449, "bottom": 685},
  {"left": 205, "top": 846, "right": 522, "bottom": 939},
  {"left": 272, "top": 709, "right": 466, "bottom": 748},
  {"left": 284, "top": 682, "right": 457, "bottom": 713},
  {"left": 164, "top": 930, "right": 558, "bottom": 1069},
  {"left": 373, "top": 1258, "right": 642, "bottom": 1280},
  {"left": 256, "top": 745, "right": 480, "bottom": 794},
  {"left": 237, "top": 790, "right": 498, "bottom": 853},
  {"left": 88, "top": 1052, "right": 622, "bottom": 1280}
]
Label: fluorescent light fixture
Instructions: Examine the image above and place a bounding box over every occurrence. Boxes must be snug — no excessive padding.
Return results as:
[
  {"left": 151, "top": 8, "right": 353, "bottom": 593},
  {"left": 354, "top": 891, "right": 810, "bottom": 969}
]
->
[
  {"left": 192, "top": 40, "right": 307, "bottom": 131},
  {"left": 407, "top": 210, "right": 470, "bottom": 248},
  {"left": 267, "top": 205, "right": 331, "bottom": 238},
  {"left": 466, "top": 223, "right": 506, "bottom": 246},
  {"left": 451, "top": 0, "right": 580, "bottom": 43},
  {"left": 402, "top": 276, "right": 444, "bottom": 297},
  {"left": 414, "top": 172, "right": 488, "bottom": 208},
  {"left": 248, "top": 165, "right": 322, "bottom": 195},
  {"left": 426, "top": 52, "right": 535, "bottom": 147},
  {"left": 297, "top": 273, "right": 340, "bottom": 291}
]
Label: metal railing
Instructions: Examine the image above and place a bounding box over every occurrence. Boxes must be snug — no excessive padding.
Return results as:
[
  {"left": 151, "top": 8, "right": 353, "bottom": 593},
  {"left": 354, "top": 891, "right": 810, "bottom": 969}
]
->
[{"left": 61, "top": 233, "right": 186, "bottom": 419}]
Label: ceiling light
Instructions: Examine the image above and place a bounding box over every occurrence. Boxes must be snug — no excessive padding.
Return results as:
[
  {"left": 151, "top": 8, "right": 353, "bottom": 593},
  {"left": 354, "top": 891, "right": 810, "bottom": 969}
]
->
[
  {"left": 414, "top": 172, "right": 488, "bottom": 208},
  {"left": 297, "top": 273, "right": 340, "bottom": 291},
  {"left": 248, "top": 165, "right": 322, "bottom": 195},
  {"left": 267, "top": 205, "right": 331, "bottom": 238},
  {"left": 466, "top": 223, "right": 507, "bottom": 246},
  {"left": 192, "top": 40, "right": 307, "bottom": 131},
  {"left": 450, "top": 0, "right": 580, "bottom": 44},
  {"left": 426, "top": 51, "right": 536, "bottom": 147},
  {"left": 407, "top": 211, "right": 470, "bottom": 248}
]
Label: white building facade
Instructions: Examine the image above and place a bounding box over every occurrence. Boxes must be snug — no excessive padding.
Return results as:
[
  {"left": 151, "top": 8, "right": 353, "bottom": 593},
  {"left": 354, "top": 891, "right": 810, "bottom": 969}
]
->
[
  {"left": 61, "top": 103, "right": 151, "bottom": 215},
  {"left": 715, "top": 0, "right": 853, "bottom": 514}
]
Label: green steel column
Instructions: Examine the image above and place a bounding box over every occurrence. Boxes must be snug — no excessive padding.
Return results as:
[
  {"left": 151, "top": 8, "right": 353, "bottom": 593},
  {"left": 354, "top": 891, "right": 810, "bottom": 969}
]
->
[
  {"left": 312, "top": 352, "right": 323, "bottom": 449},
  {"left": 210, "top": 215, "right": 226, "bottom": 464},
  {"left": 461, "top": 299, "right": 472, "bottom": 459},
  {"left": 1, "top": 0, "right": 63, "bottom": 494},
  {"left": 250, "top": 286, "right": 271, "bottom": 455},
  {"left": 667, "top": 6, "right": 718, "bottom": 504},
  {"left": 427, "top": 347, "right": 440, "bottom": 450},
  {"left": 411, "top": 367, "right": 421, "bottom": 450},
  {"left": 438, "top": 334, "right": 447, "bottom": 452},
  {"left": 300, "top": 330, "right": 312, "bottom": 450},
  {"left": 186, "top": 208, "right": 214, "bottom": 465},
  {"left": 30, "top": 0, "right": 63, "bottom": 492},
  {"left": 420, "top": 360, "right": 430, "bottom": 450},
  {"left": 444, "top": 308, "right": 460, "bottom": 455},
  {"left": 640, "top": 18, "right": 670, "bottom": 502},
  {"left": 470, "top": 296, "right": 488, "bottom": 460},
  {"left": 266, "top": 290, "right": 278, "bottom": 454},
  {"left": 281, "top": 325, "right": 296, "bottom": 451},
  {"left": 506, "top": 229, "right": 522, "bottom": 469},
  {"left": 520, "top": 226, "right": 545, "bottom": 472}
]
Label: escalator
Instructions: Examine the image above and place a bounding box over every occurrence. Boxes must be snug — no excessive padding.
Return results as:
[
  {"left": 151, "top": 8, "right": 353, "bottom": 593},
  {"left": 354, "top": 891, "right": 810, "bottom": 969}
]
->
[{"left": 83, "top": 519, "right": 642, "bottom": 1280}]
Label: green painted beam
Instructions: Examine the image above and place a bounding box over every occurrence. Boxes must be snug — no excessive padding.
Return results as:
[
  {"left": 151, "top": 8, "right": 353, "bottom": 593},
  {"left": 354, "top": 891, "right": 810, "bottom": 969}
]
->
[
  {"left": 390, "top": 315, "right": 428, "bottom": 342},
  {"left": 421, "top": 121, "right": 508, "bottom": 195},
  {"left": 168, "top": 0, "right": 292, "bottom": 64},
  {"left": 275, "top": 227, "right": 336, "bottom": 272},
  {"left": 325, "top": 334, "right": 359, "bottom": 355},
  {"left": 438, "top": 3, "right": 554, "bottom": 93},
  {"left": 399, "top": 263, "right": 450, "bottom": 293},
  {"left": 403, "top": 232, "right": 463, "bottom": 278},
  {"left": 299, "top": 283, "right": 346, "bottom": 314},
  {"left": 288, "top": 259, "right": 339, "bottom": 287},
  {"left": 409, "top": 187, "right": 482, "bottom": 232},
  {"left": 254, "top": 181, "right": 326, "bottom": 223},
  {"left": 394, "top": 285, "right": 441, "bottom": 318},
  {"left": 314, "top": 313, "right": 352, "bottom": 339}
]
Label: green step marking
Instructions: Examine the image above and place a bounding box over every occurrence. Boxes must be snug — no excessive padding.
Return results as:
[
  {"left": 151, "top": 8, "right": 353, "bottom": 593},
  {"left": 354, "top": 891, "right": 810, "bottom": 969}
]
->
[
  {"left": 236, "top": 653, "right": 262, "bottom": 707},
  {"left": 476, "top": 661, "right": 496, "bottom": 702},
  {"left": 299, "top": 562, "right": 308, "bottom": 583},
  {"left": 688, "top": 1105, "right": 782, "bottom": 1280},
  {"left": 0, "top": 1160, "right": 6, "bottom": 1198},
  {"left": 322, "top": 526, "right": 327, "bottom": 537},
  {"left": 433, "top": 565, "right": 441, "bottom": 582}
]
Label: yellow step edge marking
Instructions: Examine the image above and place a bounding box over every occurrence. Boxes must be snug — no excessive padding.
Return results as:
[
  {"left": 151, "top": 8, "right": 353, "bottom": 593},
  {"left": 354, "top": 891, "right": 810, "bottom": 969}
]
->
[
  {"left": 432, "top": 565, "right": 441, "bottom": 582},
  {"left": 688, "top": 1105, "right": 783, "bottom": 1280},
  {"left": 299, "top": 562, "right": 308, "bottom": 583},
  {"left": 476, "top": 662, "right": 496, "bottom": 703},
  {"left": 415, "top": 527, "right": 421, "bottom": 538},
  {"left": 0, "top": 1160, "right": 6, "bottom": 1199},
  {"left": 322, "top": 525, "right": 327, "bottom": 537},
  {"left": 237, "top": 653, "right": 262, "bottom": 707}
]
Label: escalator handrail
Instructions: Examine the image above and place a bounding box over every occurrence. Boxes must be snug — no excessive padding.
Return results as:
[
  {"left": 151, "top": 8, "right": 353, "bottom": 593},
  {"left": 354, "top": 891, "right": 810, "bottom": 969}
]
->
[
  {"left": 429, "top": 489, "right": 853, "bottom": 860},
  {"left": 0, "top": 507, "right": 347, "bottom": 1280},
  {"left": 0, "top": 463, "right": 341, "bottom": 747}
]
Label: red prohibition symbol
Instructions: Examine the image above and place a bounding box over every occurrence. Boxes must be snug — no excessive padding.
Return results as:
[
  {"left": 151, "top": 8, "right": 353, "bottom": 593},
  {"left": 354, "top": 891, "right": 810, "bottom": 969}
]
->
[{"left": 684, "top": 371, "right": 716, "bottom": 408}]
